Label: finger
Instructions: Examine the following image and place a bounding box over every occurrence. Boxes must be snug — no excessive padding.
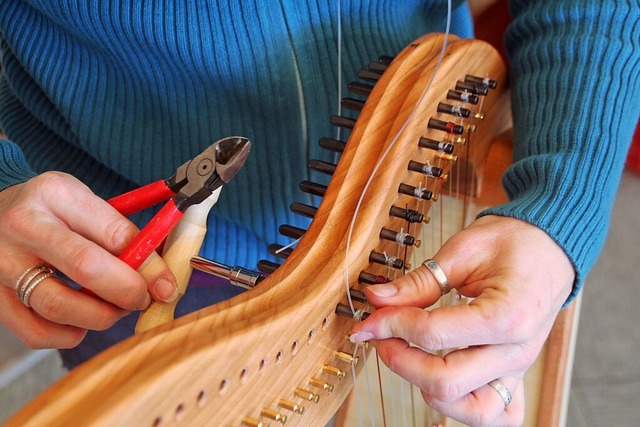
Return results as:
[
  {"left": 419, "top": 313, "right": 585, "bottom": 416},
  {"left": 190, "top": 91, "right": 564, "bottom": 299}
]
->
[
  {"left": 28, "top": 275, "right": 129, "bottom": 330},
  {"left": 138, "top": 252, "right": 179, "bottom": 303},
  {"left": 42, "top": 174, "right": 177, "bottom": 304},
  {"left": 366, "top": 264, "right": 443, "bottom": 308},
  {"left": 353, "top": 293, "right": 539, "bottom": 350},
  {"left": 27, "top": 223, "right": 151, "bottom": 310},
  {"left": 0, "top": 286, "right": 87, "bottom": 349},
  {"left": 424, "top": 377, "right": 525, "bottom": 427},
  {"left": 372, "top": 336, "right": 534, "bottom": 401}
]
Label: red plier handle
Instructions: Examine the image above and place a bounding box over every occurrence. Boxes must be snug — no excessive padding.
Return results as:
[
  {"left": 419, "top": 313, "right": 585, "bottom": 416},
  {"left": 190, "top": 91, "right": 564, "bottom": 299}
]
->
[{"left": 108, "top": 180, "right": 176, "bottom": 217}]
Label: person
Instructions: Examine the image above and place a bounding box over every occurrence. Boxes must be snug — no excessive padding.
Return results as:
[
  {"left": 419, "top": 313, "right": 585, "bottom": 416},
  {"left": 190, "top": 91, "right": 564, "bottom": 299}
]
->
[{"left": 0, "top": 1, "right": 638, "bottom": 425}]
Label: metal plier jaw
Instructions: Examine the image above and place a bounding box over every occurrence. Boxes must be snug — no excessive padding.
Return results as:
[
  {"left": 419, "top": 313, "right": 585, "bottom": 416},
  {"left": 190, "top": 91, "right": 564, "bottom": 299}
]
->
[
  {"left": 107, "top": 136, "right": 251, "bottom": 270},
  {"left": 170, "top": 136, "right": 251, "bottom": 210}
]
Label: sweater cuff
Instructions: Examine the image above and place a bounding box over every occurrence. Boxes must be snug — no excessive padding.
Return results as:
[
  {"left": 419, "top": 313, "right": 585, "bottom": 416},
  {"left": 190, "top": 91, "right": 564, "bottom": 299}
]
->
[{"left": 0, "top": 140, "right": 37, "bottom": 191}]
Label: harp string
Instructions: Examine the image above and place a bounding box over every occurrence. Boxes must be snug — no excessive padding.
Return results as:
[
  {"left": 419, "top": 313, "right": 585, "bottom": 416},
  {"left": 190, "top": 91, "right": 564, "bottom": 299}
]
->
[{"left": 339, "top": 0, "right": 453, "bottom": 425}]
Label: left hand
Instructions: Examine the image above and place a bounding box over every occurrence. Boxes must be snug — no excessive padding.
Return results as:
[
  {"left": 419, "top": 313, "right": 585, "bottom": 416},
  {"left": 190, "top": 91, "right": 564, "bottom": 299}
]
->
[{"left": 349, "top": 215, "right": 575, "bottom": 426}]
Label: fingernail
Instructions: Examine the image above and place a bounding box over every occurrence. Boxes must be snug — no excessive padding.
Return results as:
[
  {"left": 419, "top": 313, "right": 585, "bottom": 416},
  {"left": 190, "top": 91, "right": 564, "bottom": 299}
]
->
[
  {"left": 368, "top": 284, "right": 398, "bottom": 298},
  {"left": 349, "top": 331, "right": 376, "bottom": 343},
  {"left": 155, "top": 278, "right": 179, "bottom": 303}
]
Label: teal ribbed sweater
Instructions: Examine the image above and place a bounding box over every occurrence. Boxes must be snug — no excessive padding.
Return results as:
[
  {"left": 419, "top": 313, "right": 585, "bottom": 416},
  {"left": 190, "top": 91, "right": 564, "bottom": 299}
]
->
[{"left": 1, "top": 1, "right": 639, "bottom": 364}]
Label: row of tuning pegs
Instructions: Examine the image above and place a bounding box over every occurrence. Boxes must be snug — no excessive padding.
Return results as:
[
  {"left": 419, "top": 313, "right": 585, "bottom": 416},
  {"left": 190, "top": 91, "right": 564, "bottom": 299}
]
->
[{"left": 240, "top": 351, "right": 360, "bottom": 426}]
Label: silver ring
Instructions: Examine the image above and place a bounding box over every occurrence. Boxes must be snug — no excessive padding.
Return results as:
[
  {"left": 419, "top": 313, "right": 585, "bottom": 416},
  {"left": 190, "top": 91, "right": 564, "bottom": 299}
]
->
[
  {"left": 488, "top": 379, "right": 513, "bottom": 409},
  {"left": 15, "top": 265, "right": 56, "bottom": 307},
  {"left": 422, "top": 259, "right": 451, "bottom": 295}
]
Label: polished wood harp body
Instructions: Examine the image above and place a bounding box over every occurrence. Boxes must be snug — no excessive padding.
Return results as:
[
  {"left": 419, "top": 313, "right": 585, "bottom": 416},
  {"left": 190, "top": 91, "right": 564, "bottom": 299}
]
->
[{"left": 8, "top": 34, "right": 576, "bottom": 426}]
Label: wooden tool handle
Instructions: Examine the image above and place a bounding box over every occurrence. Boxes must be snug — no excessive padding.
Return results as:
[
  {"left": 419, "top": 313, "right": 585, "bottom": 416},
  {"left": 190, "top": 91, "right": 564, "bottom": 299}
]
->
[{"left": 135, "top": 189, "right": 221, "bottom": 333}]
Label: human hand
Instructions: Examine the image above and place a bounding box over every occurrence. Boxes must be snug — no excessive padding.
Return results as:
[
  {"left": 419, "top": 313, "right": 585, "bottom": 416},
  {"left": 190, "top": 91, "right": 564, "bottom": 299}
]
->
[
  {"left": 0, "top": 172, "right": 177, "bottom": 349},
  {"left": 350, "top": 215, "right": 575, "bottom": 426}
]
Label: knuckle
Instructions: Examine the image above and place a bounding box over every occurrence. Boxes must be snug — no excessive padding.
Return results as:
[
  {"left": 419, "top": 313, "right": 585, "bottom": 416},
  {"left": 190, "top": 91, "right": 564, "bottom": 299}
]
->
[
  {"left": 417, "top": 324, "right": 446, "bottom": 351},
  {"left": 61, "top": 329, "right": 88, "bottom": 348},
  {"left": 103, "top": 217, "right": 137, "bottom": 253},
  {"left": 430, "top": 373, "right": 460, "bottom": 402},
  {"left": 38, "top": 289, "right": 67, "bottom": 320},
  {"left": 66, "top": 243, "right": 101, "bottom": 285}
]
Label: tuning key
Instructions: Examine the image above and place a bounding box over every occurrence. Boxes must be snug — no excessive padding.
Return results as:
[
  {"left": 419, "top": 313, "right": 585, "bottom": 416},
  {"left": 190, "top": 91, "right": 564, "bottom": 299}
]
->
[
  {"left": 380, "top": 228, "right": 415, "bottom": 246},
  {"left": 398, "top": 183, "right": 437, "bottom": 201},
  {"left": 428, "top": 118, "right": 464, "bottom": 135}
]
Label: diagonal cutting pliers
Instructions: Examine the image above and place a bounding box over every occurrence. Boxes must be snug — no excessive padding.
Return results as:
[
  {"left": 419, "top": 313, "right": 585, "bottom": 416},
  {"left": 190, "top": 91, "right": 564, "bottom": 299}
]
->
[{"left": 107, "top": 136, "right": 251, "bottom": 270}]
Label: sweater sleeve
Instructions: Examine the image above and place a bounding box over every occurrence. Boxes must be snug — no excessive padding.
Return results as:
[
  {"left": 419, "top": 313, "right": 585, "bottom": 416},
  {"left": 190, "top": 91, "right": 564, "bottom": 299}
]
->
[
  {"left": 480, "top": 1, "right": 640, "bottom": 302},
  {"left": 0, "top": 139, "right": 36, "bottom": 191}
]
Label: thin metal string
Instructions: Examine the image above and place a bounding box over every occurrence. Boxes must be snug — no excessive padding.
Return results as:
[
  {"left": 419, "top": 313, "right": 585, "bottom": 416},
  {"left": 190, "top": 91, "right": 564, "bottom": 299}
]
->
[{"left": 339, "top": 2, "right": 453, "bottom": 426}]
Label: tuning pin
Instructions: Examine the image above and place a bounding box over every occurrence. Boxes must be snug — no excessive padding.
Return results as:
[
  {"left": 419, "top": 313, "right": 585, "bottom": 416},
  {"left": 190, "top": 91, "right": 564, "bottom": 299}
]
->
[
  {"left": 242, "top": 417, "right": 265, "bottom": 427},
  {"left": 357, "top": 69, "right": 381, "bottom": 82},
  {"left": 335, "top": 303, "right": 370, "bottom": 321},
  {"left": 299, "top": 180, "right": 327, "bottom": 197},
  {"left": 290, "top": 202, "right": 317, "bottom": 218},
  {"left": 278, "top": 399, "right": 305, "bottom": 415},
  {"left": 279, "top": 224, "right": 306, "bottom": 240},
  {"left": 465, "top": 74, "right": 498, "bottom": 89},
  {"left": 348, "top": 81, "right": 374, "bottom": 96},
  {"left": 257, "top": 260, "right": 280, "bottom": 275},
  {"left": 455, "top": 80, "right": 489, "bottom": 96},
  {"left": 380, "top": 228, "right": 415, "bottom": 246},
  {"left": 269, "top": 244, "right": 292, "bottom": 260},
  {"left": 398, "top": 183, "right": 436, "bottom": 201},
  {"left": 349, "top": 288, "right": 367, "bottom": 303},
  {"left": 309, "top": 377, "right": 334, "bottom": 393},
  {"left": 341, "top": 97, "right": 366, "bottom": 111},
  {"left": 358, "top": 271, "right": 390, "bottom": 285},
  {"left": 330, "top": 115, "right": 356, "bottom": 129},
  {"left": 378, "top": 55, "right": 394, "bottom": 65},
  {"left": 389, "top": 205, "right": 424, "bottom": 223},
  {"left": 261, "top": 408, "right": 287, "bottom": 425},
  {"left": 428, "top": 118, "right": 464, "bottom": 135},
  {"left": 308, "top": 159, "right": 337, "bottom": 175},
  {"left": 323, "top": 365, "right": 347, "bottom": 380},
  {"left": 437, "top": 102, "right": 471, "bottom": 118},
  {"left": 294, "top": 388, "right": 320, "bottom": 403},
  {"left": 334, "top": 351, "right": 359, "bottom": 365},
  {"left": 369, "top": 251, "right": 403, "bottom": 269},
  {"left": 419, "top": 137, "right": 455, "bottom": 154},
  {"left": 318, "top": 137, "right": 346, "bottom": 153},
  {"left": 447, "top": 89, "right": 479, "bottom": 105},
  {"left": 408, "top": 160, "right": 443, "bottom": 178},
  {"left": 368, "top": 61, "right": 387, "bottom": 74}
]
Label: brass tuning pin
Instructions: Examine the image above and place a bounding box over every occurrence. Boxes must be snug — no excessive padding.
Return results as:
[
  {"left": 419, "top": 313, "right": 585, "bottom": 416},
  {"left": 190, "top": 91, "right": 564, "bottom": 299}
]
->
[
  {"left": 261, "top": 408, "right": 287, "bottom": 425},
  {"left": 309, "top": 377, "right": 334, "bottom": 393},
  {"left": 323, "top": 364, "right": 347, "bottom": 380},
  {"left": 294, "top": 388, "right": 320, "bottom": 403},
  {"left": 334, "top": 350, "right": 359, "bottom": 365},
  {"left": 278, "top": 399, "right": 305, "bottom": 415},
  {"left": 242, "top": 417, "right": 265, "bottom": 427}
]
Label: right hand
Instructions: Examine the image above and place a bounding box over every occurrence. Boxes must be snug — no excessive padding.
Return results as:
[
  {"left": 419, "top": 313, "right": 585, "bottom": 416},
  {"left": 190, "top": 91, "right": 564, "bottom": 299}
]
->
[{"left": 0, "top": 172, "right": 177, "bottom": 349}]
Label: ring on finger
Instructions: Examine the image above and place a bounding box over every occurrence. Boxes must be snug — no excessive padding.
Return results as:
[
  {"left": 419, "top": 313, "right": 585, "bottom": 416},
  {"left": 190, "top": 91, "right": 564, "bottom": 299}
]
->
[
  {"left": 15, "top": 265, "right": 57, "bottom": 308},
  {"left": 488, "top": 379, "right": 513, "bottom": 409},
  {"left": 422, "top": 258, "right": 451, "bottom": 295}
]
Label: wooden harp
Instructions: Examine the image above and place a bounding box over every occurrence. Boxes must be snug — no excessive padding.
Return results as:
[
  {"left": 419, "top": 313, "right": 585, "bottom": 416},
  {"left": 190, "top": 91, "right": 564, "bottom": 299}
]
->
[{"left": 7, "top": 34, "right": 576, "bottom": 426}]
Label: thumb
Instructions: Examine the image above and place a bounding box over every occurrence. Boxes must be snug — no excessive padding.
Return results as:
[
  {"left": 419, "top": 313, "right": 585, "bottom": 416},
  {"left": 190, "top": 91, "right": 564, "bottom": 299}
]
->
[
  {"left": 366, "top": 260, "right": 446, "bottom": 309},
  {"left": 138, "top": 252, "right": 179, "bottom": 303}
]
